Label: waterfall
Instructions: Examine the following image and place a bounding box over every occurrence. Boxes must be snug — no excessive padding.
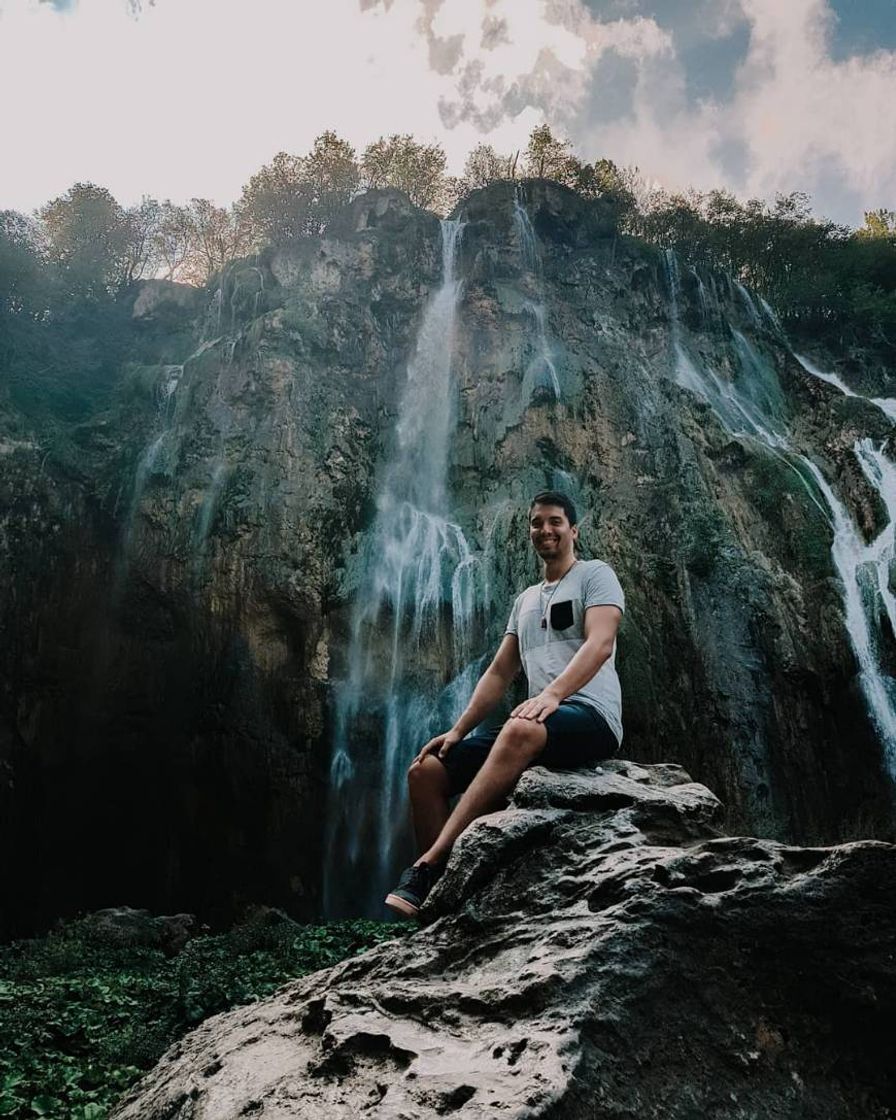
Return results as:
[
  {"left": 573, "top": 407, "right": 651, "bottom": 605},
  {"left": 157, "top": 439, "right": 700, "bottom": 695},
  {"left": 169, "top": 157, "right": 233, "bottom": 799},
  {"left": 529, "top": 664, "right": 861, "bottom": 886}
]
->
[
  {"left": 119, "top": 433, "right": 166, "bottom": 569},
  {"left": 800, "top": 453, "right": 896, "bottom": 768},
  {"left": 325, "top": 220, "right": 480, "bottom": 915},
  {"left": 690, "top": 265, "right": 709, "bottom": 325},
  {"left": 118, "top": 336, "right": 232, "bottom": 593},
  {"left": 514, "top": 193, "right": 560, "bottom": 402},
  {"left": 522, "top": 300, "right": 561, "bottom": 401},
  {"left": 733, "top": 279, "right": 763, "bottom": 329},
  {"left": 759, "top": 296, "right": 784, "bottom": 334},
  {"left": 191, "top": 461, "right": 228, "bottom": 585},
  {"left": 118, "top": 360, "right": 187, "bottom": 578},
  {"left": 513, "top": 194, "right": 538, "bottom": 273},
  {"left": 794, "top": 352, "right": 896, "bottom": 422},
  {"left": 855, "top": 439, "right": 896, "bottom": 652},
  {"left": 665, "top": 251, "right": 896, "bottom": 769}
]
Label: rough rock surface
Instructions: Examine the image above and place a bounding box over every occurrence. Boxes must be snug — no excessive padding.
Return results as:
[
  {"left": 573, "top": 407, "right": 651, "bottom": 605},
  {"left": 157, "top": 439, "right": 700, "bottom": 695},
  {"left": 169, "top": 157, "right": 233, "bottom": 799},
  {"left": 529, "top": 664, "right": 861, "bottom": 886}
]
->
[
  {"left": 76, "top": 906, "right": 197, "bottom": 955},
  {"left": 113, "top": 762, "right": 896, "bottom": 1119}
]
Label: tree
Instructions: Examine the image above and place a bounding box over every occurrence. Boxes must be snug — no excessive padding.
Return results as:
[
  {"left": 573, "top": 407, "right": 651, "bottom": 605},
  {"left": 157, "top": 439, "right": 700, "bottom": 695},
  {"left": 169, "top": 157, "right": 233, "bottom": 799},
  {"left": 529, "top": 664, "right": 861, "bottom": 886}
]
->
[
  {"left": 0, "top": 210, "right": 48, "bottom": 315},
  {"left": 522, "top": 125, "right": 579, "bottom": 185},
  {"left": 360, "top": 134, "right": 449, "bottom": 210},
  {"left": 461, "top": 143, "right": 516, "bottom": 190},
  {"left": 241, "top": 151, "right": 309, "bottom": 245},
  {"left": 180, "top": 199, "right": 254, "bottom": 285},
  {"left": 301, "top": 130, "right": 360, "bottom": 230},
  {"left": 241, "top": 132, "right": 360, "bottom": 246},
  {"left": 859, "top": 209, "right": 896, "bottom": 239},
  {"left": 121, "top": 196, "right": 165, "bottom": 286},
  {"left": 152, "top": 201, "right": 196, "bottom": 281},
  {"left": 38, "top": 183, "right": 135, "bottom": 299}
]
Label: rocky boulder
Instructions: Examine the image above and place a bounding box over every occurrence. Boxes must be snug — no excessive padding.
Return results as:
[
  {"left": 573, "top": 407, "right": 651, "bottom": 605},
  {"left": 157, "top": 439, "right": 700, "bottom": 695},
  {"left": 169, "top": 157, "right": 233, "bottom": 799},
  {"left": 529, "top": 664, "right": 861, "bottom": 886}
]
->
[
  {"left": 112, "top": 762, "right": 896, "bottom": 1119},
  {"left": 74, "top": 906, "right": 198, "bottom": 956}
]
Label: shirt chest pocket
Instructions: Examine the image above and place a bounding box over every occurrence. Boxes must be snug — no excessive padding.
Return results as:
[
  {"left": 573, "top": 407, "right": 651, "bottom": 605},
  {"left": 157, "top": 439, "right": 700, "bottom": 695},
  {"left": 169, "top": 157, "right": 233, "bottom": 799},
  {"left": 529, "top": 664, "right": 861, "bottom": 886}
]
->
[{"left": 550, "top": 599, "right": 575, "bottom": 631}]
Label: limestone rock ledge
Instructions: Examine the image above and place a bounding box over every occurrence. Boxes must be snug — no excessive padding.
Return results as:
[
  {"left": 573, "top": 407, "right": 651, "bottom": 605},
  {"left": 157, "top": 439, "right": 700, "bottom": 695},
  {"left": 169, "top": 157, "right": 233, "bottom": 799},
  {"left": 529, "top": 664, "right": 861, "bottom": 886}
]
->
[{"left": 112, "top": 762, "right": 896, "bottom": 1119}]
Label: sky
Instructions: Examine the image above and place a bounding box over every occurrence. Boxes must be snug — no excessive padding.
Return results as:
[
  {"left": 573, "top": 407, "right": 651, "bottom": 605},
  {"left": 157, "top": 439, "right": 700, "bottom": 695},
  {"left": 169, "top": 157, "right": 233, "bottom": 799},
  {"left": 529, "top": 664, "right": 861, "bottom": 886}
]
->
[{"left": 1, "top": 0, "right": 895, "bottom": 225}]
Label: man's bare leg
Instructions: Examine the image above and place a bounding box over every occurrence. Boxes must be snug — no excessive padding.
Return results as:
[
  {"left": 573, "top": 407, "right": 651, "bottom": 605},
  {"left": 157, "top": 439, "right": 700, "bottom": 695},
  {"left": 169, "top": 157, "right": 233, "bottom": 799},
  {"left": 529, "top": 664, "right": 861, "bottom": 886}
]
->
[
  {"left": 407, "top": 756, "right": 452, "bottom": 853},
  {"left": 418, "top": 718, "right": 547, "bottom": 869}
]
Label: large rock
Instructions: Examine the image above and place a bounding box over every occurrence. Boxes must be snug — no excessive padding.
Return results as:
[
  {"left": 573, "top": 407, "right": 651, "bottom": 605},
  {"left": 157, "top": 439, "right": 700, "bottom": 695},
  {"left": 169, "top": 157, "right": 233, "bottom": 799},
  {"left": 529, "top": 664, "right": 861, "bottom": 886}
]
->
[{"left": 112, "top": 762, "right": 896, "bottom": 1119}]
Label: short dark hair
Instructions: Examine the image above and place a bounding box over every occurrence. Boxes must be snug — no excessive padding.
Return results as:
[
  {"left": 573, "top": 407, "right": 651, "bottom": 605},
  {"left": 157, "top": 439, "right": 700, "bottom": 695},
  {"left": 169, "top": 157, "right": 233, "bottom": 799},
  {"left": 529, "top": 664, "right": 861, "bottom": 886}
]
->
[{"left": 529, "top": 490, "right": 577, "bottom": 526}]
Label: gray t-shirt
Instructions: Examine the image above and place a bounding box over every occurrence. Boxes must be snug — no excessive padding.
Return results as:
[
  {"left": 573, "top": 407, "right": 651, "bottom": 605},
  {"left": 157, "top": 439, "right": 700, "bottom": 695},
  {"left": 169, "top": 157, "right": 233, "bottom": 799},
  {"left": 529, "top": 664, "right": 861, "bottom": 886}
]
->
[{"left": 505, "top": 558, "right": 625, "bottom": 744}]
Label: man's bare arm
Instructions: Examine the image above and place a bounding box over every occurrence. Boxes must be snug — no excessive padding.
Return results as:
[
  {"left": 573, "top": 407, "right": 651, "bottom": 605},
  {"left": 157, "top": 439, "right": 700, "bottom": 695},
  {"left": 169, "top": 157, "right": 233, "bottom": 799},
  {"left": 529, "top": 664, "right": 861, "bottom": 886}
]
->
[
  {"left": 412, "top": 635, "right": 521, "bottom": 764},
  {"left": 451, "top": 634, "right": 522, "bottom": 738}
]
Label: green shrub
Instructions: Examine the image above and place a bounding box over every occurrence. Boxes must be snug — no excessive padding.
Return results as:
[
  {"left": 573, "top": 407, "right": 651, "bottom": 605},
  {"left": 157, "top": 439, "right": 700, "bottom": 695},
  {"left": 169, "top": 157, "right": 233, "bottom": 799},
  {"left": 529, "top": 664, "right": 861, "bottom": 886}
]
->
[{"left": 0, "top": 915, "right": 403, "bottom": 1120}]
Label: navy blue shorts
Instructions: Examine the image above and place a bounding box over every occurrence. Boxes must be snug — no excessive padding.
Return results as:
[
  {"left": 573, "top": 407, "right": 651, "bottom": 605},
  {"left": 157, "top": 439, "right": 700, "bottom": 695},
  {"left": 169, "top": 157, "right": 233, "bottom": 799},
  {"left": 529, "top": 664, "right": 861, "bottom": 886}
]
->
[{"left": 437, "top": 700, "right": 618, "bottom": 797}]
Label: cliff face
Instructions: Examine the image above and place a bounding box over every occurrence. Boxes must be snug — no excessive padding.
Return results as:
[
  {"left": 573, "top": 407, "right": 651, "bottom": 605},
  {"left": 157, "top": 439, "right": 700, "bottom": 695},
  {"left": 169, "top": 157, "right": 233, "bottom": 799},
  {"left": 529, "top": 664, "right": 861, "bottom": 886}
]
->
[{"left": 2, "top": 182, "right": 894, "bottom": 934}]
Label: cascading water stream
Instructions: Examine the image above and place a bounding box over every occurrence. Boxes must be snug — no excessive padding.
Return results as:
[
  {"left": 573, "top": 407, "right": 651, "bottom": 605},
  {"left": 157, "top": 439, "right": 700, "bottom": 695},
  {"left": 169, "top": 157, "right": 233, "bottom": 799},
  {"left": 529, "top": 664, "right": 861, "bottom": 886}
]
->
[
  {"left": 800, "top": 453, "right": 896, "bottom": 766},
  {"left": 855, "top": 440, "right": 896, "bottom": 647},
  {"left": 522, "top": 300, "right": 561, "bottom": 400},
  {"left": 513, "top": 194, "right": 560, "bottom": 401},
  {"left": 513, "top": 194, "right": 538, "bottom": 273},
  {"left": 117, "top": 362, "right": 186, "bottom": 579},
  {"left": 191, "top": 461, "right": 228, "bottom": 585},
  {"left": 118, "top": 336, "right": 232, "bottom": 594},
  {"left": 733, "top": 279, "right": 763, "bottom": 330},
  {"left": 325, "top": 220, "right": 483, "bottom": 914},
  {"left": 794, "top": 352, "right": 896, "bottom": 422},
  {"left": 664, "top": 251, "right": 896, "bottom": 768}
]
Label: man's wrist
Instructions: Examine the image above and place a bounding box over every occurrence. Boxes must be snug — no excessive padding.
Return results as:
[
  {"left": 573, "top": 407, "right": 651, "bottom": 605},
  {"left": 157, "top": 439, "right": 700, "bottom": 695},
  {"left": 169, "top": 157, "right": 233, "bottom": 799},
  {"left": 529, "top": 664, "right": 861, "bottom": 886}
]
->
[{"left": 544, "top": 685, "right": 566, "bottom": 702}]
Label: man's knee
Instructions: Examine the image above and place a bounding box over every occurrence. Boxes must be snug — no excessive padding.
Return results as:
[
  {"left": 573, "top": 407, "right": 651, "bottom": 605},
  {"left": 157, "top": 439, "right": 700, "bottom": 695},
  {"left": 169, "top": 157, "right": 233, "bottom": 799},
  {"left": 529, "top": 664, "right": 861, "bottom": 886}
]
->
[
  {"left": 493, "top": 718, "right": 546, "bottom": 761},
  {"left": 407, "top": 754, "right": 449, "bottom": 791}
]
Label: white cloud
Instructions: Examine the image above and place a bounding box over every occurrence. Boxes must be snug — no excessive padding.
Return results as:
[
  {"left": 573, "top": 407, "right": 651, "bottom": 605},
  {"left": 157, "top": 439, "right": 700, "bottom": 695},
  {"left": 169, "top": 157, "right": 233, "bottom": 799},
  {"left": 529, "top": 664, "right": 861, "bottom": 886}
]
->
[
  {"left": 574, "top": 0, "right": 896, "bottom": 221},
  {"left": 734, "top": 0, "right": 896, "bottom": 210},
  {"left": 434, "top": 1, "right": 672, "bottom": 132}
]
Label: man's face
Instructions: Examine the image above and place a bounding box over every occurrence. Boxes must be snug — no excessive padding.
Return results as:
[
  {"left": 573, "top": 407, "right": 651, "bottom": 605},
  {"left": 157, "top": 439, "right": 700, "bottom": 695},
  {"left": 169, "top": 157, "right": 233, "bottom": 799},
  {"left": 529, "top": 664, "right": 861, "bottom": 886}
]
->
[{"left": 529, "top": 503, "right": 578, "bottom": 561}]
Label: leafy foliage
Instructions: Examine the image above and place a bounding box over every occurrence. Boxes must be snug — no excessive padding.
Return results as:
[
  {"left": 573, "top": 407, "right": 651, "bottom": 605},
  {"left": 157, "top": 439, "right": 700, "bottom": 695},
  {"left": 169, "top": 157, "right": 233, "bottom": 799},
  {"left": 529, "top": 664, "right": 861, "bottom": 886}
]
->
[
  {"left": 38, "top": 184, "right": 136, "bottom": 300},
  {"left": 0, "top": 123, "right": 893, "bottom": 358},
  {"left": 524, "top": 124, "right": 577, "bottom": 183},
  {"left": 0, "top": 914, "right": 403, "bottom": 1120},
  {"left": 360, "top": 133, "right": 451, "bottom": 210},
  {"left": 177, "top": 198, "right": 254, "bottom": 285},
  {"left": 0, "top": 211, "right": 47, "bottom": 317},
  {"left": 240, "top": 132, "right": 360, "bottom": 245},
  {"left": 627, "top": 184, "right": 896, "bottom": 348},
  {"left": 461, "top": 143, "right": 518, "bottom": 190}
]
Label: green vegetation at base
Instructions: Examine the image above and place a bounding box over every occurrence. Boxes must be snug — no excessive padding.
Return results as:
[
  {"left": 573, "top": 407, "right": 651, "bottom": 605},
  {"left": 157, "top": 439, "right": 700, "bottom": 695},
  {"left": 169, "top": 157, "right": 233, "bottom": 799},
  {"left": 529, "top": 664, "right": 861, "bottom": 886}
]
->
[{"left": 0, "top": 913, "right": 404, "bottom": 1120}]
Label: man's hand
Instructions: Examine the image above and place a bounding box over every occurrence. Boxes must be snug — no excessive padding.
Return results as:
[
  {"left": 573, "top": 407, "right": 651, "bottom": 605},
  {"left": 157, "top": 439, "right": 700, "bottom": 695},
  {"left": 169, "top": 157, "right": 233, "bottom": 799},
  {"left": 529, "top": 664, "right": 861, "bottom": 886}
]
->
[
  {"left": 510, "top": 690, "right": 561, "bottom": 723},
  {"left": 412, "top": 729, "right": 463, "bottom": 766}
]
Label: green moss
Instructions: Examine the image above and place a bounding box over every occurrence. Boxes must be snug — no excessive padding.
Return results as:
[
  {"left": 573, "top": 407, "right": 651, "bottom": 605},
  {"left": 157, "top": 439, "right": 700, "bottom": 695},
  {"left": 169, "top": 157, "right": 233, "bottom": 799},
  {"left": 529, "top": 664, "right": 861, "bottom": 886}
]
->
[
  {"left": 681, "top": 504, "right": 730, "bottom": 578},
  {"left": 747, "top": 453, "right": 832, "bottom": 580},
  {"left": 0, "top": 914, "right": 404, "bottom": 1120}
]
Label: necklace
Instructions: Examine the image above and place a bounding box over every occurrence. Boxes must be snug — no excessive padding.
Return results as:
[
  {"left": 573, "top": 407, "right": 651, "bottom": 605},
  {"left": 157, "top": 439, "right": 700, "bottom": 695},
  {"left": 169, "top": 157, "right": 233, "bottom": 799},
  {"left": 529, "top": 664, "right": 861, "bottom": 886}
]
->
[{"left": 539, "top": 558, "right": 578, "bottom": 629}]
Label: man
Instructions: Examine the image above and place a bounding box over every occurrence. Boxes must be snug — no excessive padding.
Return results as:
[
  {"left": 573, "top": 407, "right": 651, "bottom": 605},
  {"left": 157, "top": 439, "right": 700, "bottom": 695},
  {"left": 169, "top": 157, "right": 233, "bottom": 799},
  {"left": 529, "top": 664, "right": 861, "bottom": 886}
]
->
[{"left": 385, "top": 490, "right": 624, "bottom": 918}]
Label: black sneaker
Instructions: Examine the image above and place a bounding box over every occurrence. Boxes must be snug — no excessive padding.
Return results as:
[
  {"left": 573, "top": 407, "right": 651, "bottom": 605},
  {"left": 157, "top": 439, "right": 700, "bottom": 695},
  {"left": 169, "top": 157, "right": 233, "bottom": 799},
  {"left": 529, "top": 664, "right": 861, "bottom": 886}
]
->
[{"left": 385, "top": 862, "right": 439, "bottom": 919}]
